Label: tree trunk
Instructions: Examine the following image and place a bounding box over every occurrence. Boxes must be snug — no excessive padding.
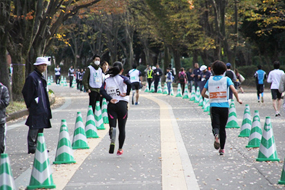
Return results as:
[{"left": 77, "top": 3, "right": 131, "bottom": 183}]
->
[
  {"left": 172, "top": 47, "right": 181, "bottom": 80},
  {"left": 11, "top": 49, "right": 25, "bottom": 101},
  {"left": 192, "top": 50, "right": 198, "bottom": 66}
]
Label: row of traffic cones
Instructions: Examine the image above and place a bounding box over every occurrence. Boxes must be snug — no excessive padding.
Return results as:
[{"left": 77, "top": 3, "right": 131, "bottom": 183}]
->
[{"left": 0, "top": 101, "right": 109, "bottom": 189}]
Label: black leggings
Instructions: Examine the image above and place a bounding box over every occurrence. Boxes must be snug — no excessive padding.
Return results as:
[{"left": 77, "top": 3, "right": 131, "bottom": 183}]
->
[
  {"left": 89, "top": 91, "right": 100, "bottom": 113},
  {"left": 210, "top": 107, "right": 229, "bottom": 149},
  {"left": 107, "top": 101, "right": 128, "bottom": 149}
]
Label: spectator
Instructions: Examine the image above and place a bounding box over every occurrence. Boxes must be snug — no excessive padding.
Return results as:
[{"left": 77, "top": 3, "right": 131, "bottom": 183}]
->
[
  {"left": 153, "top": 64, "right": 163, "bottom": 93},
  {"left": 199, "top": 65, "right": 211, "bottom": 95},
  {"left": 146, "top": 66, "right": 153, "bottom": 90},
  {"left": 178, "top": 68, "right": 187, "bottom": 95},
  {"left": 68, "top": 66, "right": 75, "bottom": 88},
  {"left": 186, "top": 68, "right": 194, "bottom": 92},
  {"left": 54, "top": 65, "right": 61, "bottom": 85},
  {"left": 165, "top": 68, "right": 173, "bottom": 95},
  {"left": 0, "top": 82, "right": 10, "bottom": 154},
  {"left": 191, "top": 63, "right": 201, "bottom": 91}
]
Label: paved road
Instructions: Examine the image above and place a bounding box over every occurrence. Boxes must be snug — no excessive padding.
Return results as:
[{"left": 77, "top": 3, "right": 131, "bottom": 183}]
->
[{"left": 5, "top": 84, "right": 285, "bottom": 189}]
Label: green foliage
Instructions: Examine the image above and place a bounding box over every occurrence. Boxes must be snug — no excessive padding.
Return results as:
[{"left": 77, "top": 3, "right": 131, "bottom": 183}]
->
[{"left": 137, "top": 65, "right": 147, "bottom": 76}]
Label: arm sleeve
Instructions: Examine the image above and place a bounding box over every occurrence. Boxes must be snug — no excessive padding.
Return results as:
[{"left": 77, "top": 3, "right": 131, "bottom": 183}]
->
[
  {"left": 83, "top": 68, "right": 90, "bottom": 91},
  {"left": 22, "top": 76, "right": 35, "bottom": 108},
  {"left": 0, "top": 86, "right": 10, "bottom": 109},
  {"left": 100, "top": 82, "right": 113, "bottom": 101},
  {"left": 122, "top": 76, "right": 132, "bottom": 95}
]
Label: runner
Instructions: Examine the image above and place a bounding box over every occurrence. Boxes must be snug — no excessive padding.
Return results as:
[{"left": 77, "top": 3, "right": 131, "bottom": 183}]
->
[
  {"left": 201, "top": 60, "right": 242, "bottom": 155},
  {"left": 254, "top": 65, "right": 267, "bottom": 103},
  {"left": 127, "top": 64, "right": 142, "bottom": 105},
  {"left": 267, "top": 61, "right": 284, "bottom": 117},
  {"left": 100, "top": 61, "right": 131, "bottom": 156}
]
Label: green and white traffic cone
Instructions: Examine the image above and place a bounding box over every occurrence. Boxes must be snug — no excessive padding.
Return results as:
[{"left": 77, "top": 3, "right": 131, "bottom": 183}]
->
[
  {"left": 27, "top": 133, "right": 56, "bottom": 189},
  {"left": 238, "top": 104, "right": 252, "bottom": 137},
  {"left": 226, "top": 100, "right": 240, "bottom": 128},
  {"left": 53, "top": 120, "right": 76, "bottom": 164},
  {"left": 72, "top": 112, "right": 89, "bottom": 149},
  {"left": 163, "top": 83, "right": 168, "bottom": 95},
  {"left": 157, "top": 82, "right": 163, "bottom": 93},
  {"left": 47, "top": 77, "right": 51, "bottom": 85},
  {"left": 0, "top": 153, "right": 16, "bottom": 190},
  {"left": 194, "top": 88, "right": 201, "bottom": 103},
  {"left": 256, "top": 117, "right": 280, "bottom": 162},
  {"left": 176, "top": 84, "right": 182, "bottom": 97},
  {"left": 63, "top": 77, "right": 68, "bottom": 86},
  {"left": 50, "top": 76, "right": 53, "bottom": 83},
  {"left": 278, "top": 157, "right": 285, "bottom": 184},
  {"left": 144, "top": 83, "right": 149, "bottom": 92},
  {"left": 102, "top": 98, "right": 109, "bottom": 124},
  {"left": 204, "top": 98, "right": 210, "bottom": 112},
  {"left": 198, "top": 96, "right": 204, "bottom": 107},
  {"left": 95, "top": 101, "right": 105, "bottom": 130},
  {"left": 170, "top": 83, "right": 174, "bottom": 96},
  {"left": 190, "top": 86, "right": 196, "bottom": 101},
  {"left": 182, "top": 84, "right": 189, "bottom": 99},
  {"left": 246, "top": 110, "right": 262, "bottom": 148},
  {"left": 150, "top": 81, "right": 155, "bottom": 93},
  {"left": 72, "top": 78, "right": 76, "bottom": 88},
  {"left": 85, "top": 106, "right": 99, "bottom": 138}
]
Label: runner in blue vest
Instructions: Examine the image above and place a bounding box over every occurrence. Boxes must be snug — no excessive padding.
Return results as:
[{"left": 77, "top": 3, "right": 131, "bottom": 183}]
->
[
  {"left": 127, "top": 64, "right": 142, "bottom": 105},
  {"left": 201, "top": 60, "right": 242, "bottom": 155}
]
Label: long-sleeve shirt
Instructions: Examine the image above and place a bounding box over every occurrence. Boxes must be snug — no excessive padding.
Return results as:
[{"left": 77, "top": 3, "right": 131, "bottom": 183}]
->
[{"left": 267, "top": 69, "right": 284, "bottom": 89}]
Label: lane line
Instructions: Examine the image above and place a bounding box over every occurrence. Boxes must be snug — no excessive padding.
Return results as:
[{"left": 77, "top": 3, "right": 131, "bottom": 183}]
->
[{"left": 144, "top": 95, "right": 200, "bottom": 190}]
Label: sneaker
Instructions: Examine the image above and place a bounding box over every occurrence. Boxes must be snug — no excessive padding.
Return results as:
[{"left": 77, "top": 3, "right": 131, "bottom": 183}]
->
[
  {"left": 275, "top": 113, "right": 281, "bottom": 117},
  {"left": 135, "top": 102, "right": 138, "bottom": 105},
  {"left": 214, "top": 134, "right": 220, "bottom": 150},
  {"left": 219, "top": 149, "right": 225, "bottom": 155},
  {"left": 261, "top": 97, "right": 264, "bottom": 103},
  {"left": 258, "top": 100, "right": 260, "bottom": 103},
  {"left": 117, "top": 149, "right": 123, "bottom": 156}
]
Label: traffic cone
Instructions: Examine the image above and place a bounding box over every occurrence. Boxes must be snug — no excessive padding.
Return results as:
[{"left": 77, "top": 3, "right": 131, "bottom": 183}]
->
[
  {"left": 72, "top": 112, "right": 89, "bottom": 149},
  {"left": 225, "top": 100, "right": 240, "bottom": 128},
  {"left": 157, "top": 82, "right": 163, "bottom": 93},
  {"left": 85, "top": 106, "right": 99, "bottom": 138},
  {"left": 278, "top": 157, "right": 285, "bottom": 184},
  {"left": 182, "top": 84, "right": 189, "bottom": 99},
  {"left": 63, "top": 77, "right": 68, "bottom": 86},
  {"left": 238, "top": 104, "right": 252, "bottom": 137},
  {"left": 170, "top": 83, "right": 174, "bottom": 96},
  {"left": 144, "top": 83, "right": 149, "bottom": 92},
  {"left": 194, "top": 88, "right": 201, "bottom": 103},
  {"left": 198, "top": 96, "right": 203, "bottom": 106},
  {"left": 50, "top": 77, "right": 53, "bottom": 83},
  {"left": 246, "top": 110, "right": 262, "bottom": 148},
  {"left": 27, "top": 133, "right": 56, "bottom": 189},
  {"left": 190, "top": 86, "right": 196, "bottom": 101},
  {"left": 204, "top": 98, "right": 210, "bottom": 112},
  {"left": 256, "top": 117, "right": 280, "bottom": 162},
  {"left": 47, "top": 77, "right": 51, "bottom": 85},
  {"left": 95, "top": 101, "right": 105, "bottom": 130},
  {"left": 0, "top": 153, "right": 16, "bottom": 190},
  {"left": 150, "top": 81, "right": 155, "bottom": 93},
  {"left": 102, "top": 98, "right": 109, "bottom": 124},
  {"left": 163, "top": 83, "right": 168, "bottom": 94},
  {"left": 176, "top": 83, "right": 182, "bottom": 97},
  {"left": 53, "top": 120, "right": 76, "bottom": 164}
]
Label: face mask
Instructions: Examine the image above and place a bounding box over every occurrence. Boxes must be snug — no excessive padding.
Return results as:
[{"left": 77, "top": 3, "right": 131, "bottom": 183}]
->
[{"left": 94, "top": 61, "right": 100, "bottom": 65}]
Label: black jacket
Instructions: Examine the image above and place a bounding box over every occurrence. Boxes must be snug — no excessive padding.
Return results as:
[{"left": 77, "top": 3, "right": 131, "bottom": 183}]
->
[
  {"left": 22, "top": 69, "right": 52, "bottom": 129},
  {"left": 0, "top": 83, "right": 10, "bottom": 124}
]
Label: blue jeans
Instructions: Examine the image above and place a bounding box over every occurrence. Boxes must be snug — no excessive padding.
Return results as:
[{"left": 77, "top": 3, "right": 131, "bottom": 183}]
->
[{"left": 167, "top": 82, "right": 172, "bottom": 95}]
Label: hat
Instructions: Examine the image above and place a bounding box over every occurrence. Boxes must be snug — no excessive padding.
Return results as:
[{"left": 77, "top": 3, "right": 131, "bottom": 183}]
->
[
  {"left": 226, "top": 62, "right": 231, "bottom": 67},
  {"left": 34, "top": 57, "right": 48, "bottom": 66},
  {"left": 200, "top": 65, "right": 207, "bottom": 71}
]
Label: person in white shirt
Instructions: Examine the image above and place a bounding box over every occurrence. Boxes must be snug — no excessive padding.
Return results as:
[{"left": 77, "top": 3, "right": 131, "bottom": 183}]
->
[
  {"left": 54, "top": 65, "right": 61, "bottom": 85},
  {"left": 267, "top": 61, "right": 284, "bottom": 117},
  {"left": 127, "top": 64, "right": 142, "bottom": 105}
]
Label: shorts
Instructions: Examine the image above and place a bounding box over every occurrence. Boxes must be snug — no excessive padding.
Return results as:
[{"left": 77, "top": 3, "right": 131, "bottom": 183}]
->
[
  {"left": 257, "top": 84, "right": 264, "bottom": 94},
  {"left": 271, "top": 89, "right": 282, "bottom": 100},
  {"left": 131, "top": 82, "right": 140, "bottom": 90}
]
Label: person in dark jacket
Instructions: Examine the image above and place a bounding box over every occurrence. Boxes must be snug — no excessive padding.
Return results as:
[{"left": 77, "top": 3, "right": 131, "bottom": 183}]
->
[
  {"left": 186, "top": 68, "right": 194, "bottom": 92},
  {"left": 0, "top": 82, "right": 10, "bottom": 154},
  {"left": 191, "top": 63, "right": 201, "bottom": 91},
  {"left": 153, "top": 64, "right": 163, "bottom": 93},
  {"left": 199, "top": 65, "right": 211, "bottom": 95},
  {"left": 22, "top": 57, "right": 52, "bottom": 154}
]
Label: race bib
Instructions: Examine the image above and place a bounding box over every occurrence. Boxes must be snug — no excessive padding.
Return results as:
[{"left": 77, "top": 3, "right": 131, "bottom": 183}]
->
[{"left": 107, "top": 87, "right": 120, "bottom": 96}]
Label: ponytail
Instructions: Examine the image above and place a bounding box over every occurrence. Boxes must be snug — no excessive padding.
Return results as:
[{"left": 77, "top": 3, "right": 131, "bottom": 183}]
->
[{"left": 106, "top": 61, "right": 123, "bottom": 76}]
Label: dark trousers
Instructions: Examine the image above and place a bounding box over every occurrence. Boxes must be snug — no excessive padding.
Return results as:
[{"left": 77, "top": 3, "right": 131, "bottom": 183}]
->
[
  {"left": 210, "top": 107, "right": 228, "bottom": 149},
  {"left": 180, "top": 82, "right": 185, "bottom": 95},
  {"left": 107, "top": 101, "right": 128, "bottom": 149},
  {"left": 154, "top": 77, "right": 160, "bottom": 92},
  {"left": 76, "top": 79, "right": 80, "bottom": 89},
  {"left": 69, "top": 76, "right": 73, "bottom": 87},
  {"left": 194, "top": 81, "right": 200, "bottom": 91},
  {"left": 79, "top": 81, "right": 83, "bottom": 91},
  {"left": 55, "top": 75, "right": 61, "bottom": 84},
  {"left": 89, "top": 91, "right": 101, "bottom": 113},
  {"left": 147, "top": 78, "right": 152, "bottom": 90},
  {"left": 27, "top": 128, "right": 44, "bottom": 152},
  {"left": 0, "top": 123, "right": 6, "bottom": 154}
]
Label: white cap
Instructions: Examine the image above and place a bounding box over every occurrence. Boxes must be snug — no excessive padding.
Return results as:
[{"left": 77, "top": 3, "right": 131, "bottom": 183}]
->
[
  {"left": 34, "top": 57, "right": 48, "bottom": 66},
  {"left": 200, "top": 65, "right": 207, "bottom": 71}
]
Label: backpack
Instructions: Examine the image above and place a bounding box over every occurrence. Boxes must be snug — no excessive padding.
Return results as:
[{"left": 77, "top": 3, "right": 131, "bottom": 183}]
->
[{"left": 179, "top": 72, "right": 185, "bottom": 80}]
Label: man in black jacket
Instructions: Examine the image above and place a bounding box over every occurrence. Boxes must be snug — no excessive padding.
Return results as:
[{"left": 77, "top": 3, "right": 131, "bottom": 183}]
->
[
  {"left": 22, "top": 57, "right": 52, "bottom": 154},
  {"left": 0, "top": 82, "right": 10, "bottom": 153},
  {"left": 153, "top": 64, "right": 163, "bottom": 93}
]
